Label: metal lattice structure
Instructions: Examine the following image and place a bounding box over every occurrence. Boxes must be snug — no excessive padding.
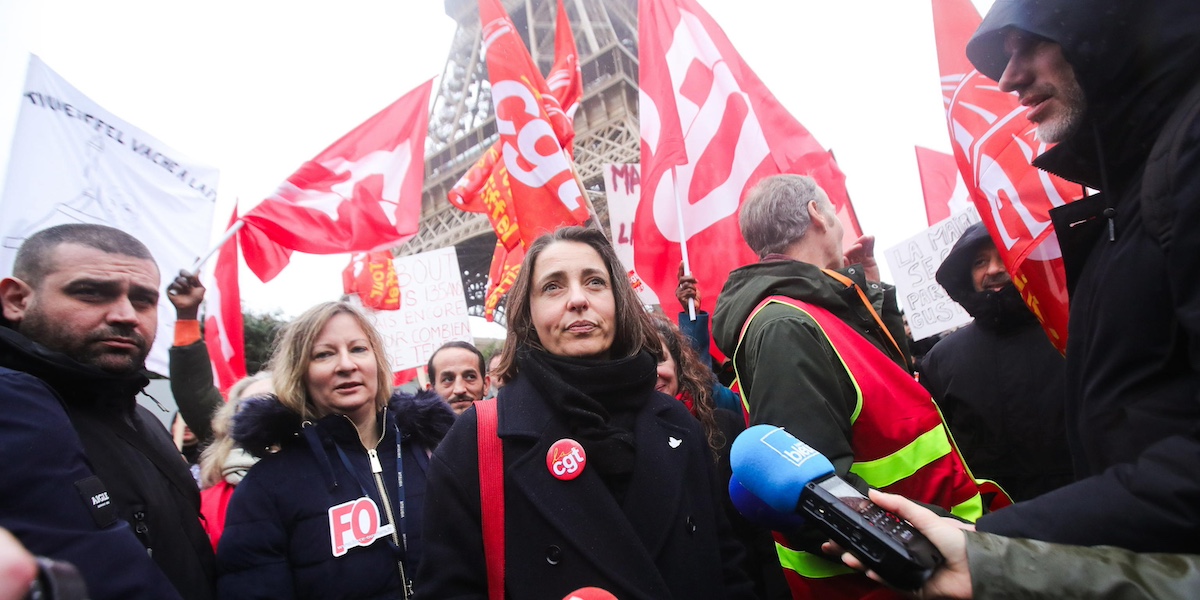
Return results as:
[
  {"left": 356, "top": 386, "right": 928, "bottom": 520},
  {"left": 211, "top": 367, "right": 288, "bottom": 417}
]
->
[{"left": 395, "top": 0, "right": 641, "bottom": 323}]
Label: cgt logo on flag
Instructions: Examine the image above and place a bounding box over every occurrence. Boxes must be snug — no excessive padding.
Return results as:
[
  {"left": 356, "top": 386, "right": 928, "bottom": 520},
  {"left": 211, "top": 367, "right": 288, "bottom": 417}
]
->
[{"left": 328, "top": 497, "right": 394, "bottom": 557}]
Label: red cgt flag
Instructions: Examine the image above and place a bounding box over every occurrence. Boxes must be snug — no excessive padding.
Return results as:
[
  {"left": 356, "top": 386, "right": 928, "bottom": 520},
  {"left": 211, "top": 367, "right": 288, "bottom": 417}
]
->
[
  {"left": 204, "top": 207, "right": 247, "bottom": 395},
  {"left": 546, "top": 0, "right": 583, "bottom": 151},
  {"left": 479, "top": 0, "right": 589, "bottom": 249},
  {"left": 484, "top": 239, "right": 524, "bottom": 321},
  {"left": 342, "top": 251, "right": 401, "bottom": 311},
  {"left": 932, "top": 0, "right": 1081, "bottom": 352},
  {"left": 238, "top": 80, "right": 434, "bottom": 282},
  {"left": 637, "top": 0, "right": 860, "bottom": 360},
  {"left": 915, "top": 146, "right": 971, "bottom": 226},
  {"left": 449, "top": 0, "right": 582, "bottom": 321}
]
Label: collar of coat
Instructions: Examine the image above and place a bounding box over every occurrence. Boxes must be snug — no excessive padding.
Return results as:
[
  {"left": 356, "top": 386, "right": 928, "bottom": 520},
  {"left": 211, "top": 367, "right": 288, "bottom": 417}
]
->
[{"left": 0, "top": 326, "right": 149, "bottom": 413}]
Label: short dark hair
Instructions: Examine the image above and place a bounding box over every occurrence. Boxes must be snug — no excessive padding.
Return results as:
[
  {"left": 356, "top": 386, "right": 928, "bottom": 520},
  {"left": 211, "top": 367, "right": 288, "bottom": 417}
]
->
[
  {"left": 14, "top": 224, "right": 155, "bottom": 287},
  {"left": 427, "top": 341, "right": 485, "bottom": 381},
  {"left": 495, "top": 226, "right": 661, "bottom": 382}
]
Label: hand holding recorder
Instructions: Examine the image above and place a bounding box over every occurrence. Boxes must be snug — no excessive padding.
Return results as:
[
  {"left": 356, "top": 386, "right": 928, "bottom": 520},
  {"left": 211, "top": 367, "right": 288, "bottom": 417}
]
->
[{"left": 730, "top": 425, "right": 944, "bottom": 591}]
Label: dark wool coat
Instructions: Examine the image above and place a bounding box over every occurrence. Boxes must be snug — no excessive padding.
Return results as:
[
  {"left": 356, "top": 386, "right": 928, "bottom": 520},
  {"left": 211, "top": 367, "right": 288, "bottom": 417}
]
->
[
  {"left": 217, "top": 390, "right": 454, "bottom": 599},
  {"left": 967, "top": 0, "right": 1200, "bottom": 552},
  {"left": 921, "top": 223, "right": 1074, "bottom": 502},
  {"left": 0, "top": 327, "right": 212, "bottom": 600},
  {"left": 415, "top": 374, "right": 755, "bottom": 600},
  {"left": 0, "top": 330, "right": 185, "bottom": 599}
]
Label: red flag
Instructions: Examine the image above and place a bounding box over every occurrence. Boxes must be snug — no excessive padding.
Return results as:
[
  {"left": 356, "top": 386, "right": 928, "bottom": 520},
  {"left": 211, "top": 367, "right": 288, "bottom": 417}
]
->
[
  {"left": 342, "top": 251, "right": 401, "bottom": 311},
  {"left": 483, "top": 239, "right": 524, "bottom": 322},
  {"left": 547, "top": 0, "right": 583, "bottom": 152},
  {"left": 393, "top": 368, "right": 419, "bottom": 386},
  {"left": 636, "top": 0, "right": 860, "bottom": 360},
  {"left": 915, "top": 146, "right": 970, "bottom": 226},
  {"left": 932, "top": 0, "right": 1080, "bottom": 352},
  {"left": 449, "top": 0, "right": 581, "bottom": 218},
  {"left": 204, "top": 207, "right": 247, "bottom": 395},
  {"left": 479, "top": 0, "right": 589, "bottom": 248},
  {"left": 448, "top": 146, "right": 524, "bottom": 251},
  {"left": 239, "top": 80, "right": 434, "bottom": 282}
]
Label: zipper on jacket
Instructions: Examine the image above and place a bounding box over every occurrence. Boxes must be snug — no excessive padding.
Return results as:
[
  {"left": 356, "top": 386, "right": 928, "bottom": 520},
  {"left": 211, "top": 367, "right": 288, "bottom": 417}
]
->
[
  {"left": 365, "top": 420, "right": 411, "bottom": 600},
  {"left": 131, "top": 507, "right": 153, "bottom": 558}
]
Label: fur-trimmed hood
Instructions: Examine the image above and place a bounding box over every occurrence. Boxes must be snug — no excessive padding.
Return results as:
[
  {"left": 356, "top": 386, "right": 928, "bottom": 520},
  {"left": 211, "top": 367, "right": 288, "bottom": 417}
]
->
[{"left": 231, "top": 388, "right": 455, "bottom": 459}]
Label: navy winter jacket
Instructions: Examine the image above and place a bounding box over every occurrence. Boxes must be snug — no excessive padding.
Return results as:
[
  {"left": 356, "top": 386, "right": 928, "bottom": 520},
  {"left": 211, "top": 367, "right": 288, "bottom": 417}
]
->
[{"left": 217, "top": 390, "right": 453, "bottom": 599}]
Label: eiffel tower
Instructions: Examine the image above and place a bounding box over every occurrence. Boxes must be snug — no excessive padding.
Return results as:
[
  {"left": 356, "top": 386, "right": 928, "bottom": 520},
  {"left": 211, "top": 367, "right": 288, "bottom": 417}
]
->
[{"left": 394, "top": 0, "right": 640, "bottom": 324}]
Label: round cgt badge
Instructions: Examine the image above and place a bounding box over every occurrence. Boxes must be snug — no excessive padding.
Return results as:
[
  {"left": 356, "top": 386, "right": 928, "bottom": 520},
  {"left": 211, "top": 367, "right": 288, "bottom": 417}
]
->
[{"left": 547, "top": 438, "right": 587, "bottom": 481}]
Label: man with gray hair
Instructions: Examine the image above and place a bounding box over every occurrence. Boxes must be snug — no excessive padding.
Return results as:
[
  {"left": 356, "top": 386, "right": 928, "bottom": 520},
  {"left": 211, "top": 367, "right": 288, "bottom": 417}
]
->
[
  {"left": 0, "top": 223, "right": 214, "bottom": 599},
  {"left": 712, "top": 174, "right": 999, "bottom": 598}
]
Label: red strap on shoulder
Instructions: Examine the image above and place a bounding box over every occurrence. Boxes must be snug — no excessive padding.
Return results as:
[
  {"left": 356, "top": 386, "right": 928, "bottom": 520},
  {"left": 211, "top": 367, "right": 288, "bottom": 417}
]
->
[{"left": 475, "top": 399, "right": 504, "bottom": 600}]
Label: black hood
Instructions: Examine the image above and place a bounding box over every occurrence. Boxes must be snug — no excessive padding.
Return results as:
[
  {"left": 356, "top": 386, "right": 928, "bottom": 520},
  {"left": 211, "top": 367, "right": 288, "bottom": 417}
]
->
[
  {"left": 967, "top": 0, "right": 1200, "bottom": 189},
  {"left": 0, "top": 326, "right": 149, "bottom": 411},
  {"left": 936, "top": 223, "right": 1036, "bottom": 331},
  {"left": 936, "top": 222, "right": 993, "bottom": 305},
  {"left": 231, "top": 388, "right": 455, "bottom": 459}
]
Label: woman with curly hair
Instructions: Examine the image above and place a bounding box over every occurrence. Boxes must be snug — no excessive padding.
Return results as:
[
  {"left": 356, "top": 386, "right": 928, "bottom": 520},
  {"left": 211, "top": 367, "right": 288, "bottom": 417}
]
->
[{"left": 652, "top": 314, "right": 792, "bottom": 600}]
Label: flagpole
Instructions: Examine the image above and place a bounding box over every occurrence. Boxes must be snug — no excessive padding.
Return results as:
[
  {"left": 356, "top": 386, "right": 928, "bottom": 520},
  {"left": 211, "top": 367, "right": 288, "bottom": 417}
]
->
[
  {"left": 669, "top": 166, "right": 697, "bottom": 321},
  {"left": 186, "top": 219, "right": 245, "bottom": 276}
]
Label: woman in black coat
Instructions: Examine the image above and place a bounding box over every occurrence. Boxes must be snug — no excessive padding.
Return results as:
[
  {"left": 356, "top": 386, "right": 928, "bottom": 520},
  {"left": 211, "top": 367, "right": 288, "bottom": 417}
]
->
[
  {"left": 216, "top": 302, "right": 454, "bottom": 599},
  {"left": 416, "top": 227, "right": 754, "bottom": 599}
]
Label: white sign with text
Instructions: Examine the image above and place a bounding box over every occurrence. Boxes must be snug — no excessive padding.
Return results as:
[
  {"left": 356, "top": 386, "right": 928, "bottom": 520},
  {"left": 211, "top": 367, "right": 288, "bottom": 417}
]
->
[
  {"left": 367, "top": 247, "right": 473, "bottom": 371},
  {"left": 884, "top": 207, "right": 981, "bottom": 341},
  {"left": 603, "top": 163, "right": 661, "bottom": 306}
]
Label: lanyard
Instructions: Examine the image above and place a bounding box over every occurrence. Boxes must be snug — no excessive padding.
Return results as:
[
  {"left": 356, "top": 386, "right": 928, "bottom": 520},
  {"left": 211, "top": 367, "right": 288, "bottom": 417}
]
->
[
  {"left": 333, "top": 427, "right": 408, "bottom": 554},
  {"left": 821, "top": 268, "right": 904, "bottom": 360}
]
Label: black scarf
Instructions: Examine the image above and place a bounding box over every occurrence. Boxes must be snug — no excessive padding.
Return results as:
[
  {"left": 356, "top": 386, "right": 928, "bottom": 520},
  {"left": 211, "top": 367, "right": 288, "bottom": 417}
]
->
[
  {"left": 959, "top": 284, "right": 1038, "bottom": 333},
  {"left": 518, "top": 349, "right": 658, "bottom": 501}
]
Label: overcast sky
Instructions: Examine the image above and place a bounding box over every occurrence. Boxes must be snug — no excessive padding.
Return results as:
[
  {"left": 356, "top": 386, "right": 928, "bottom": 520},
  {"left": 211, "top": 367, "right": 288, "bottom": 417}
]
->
[{"left": 0, "top": 0, "right": 994, "bottom": 330}]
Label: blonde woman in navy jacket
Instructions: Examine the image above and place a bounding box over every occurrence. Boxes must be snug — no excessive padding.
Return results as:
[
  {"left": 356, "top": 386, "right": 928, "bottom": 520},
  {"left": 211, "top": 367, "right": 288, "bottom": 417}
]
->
[{"left": 217, "top": 302, "right": 453, "bottom": 599}]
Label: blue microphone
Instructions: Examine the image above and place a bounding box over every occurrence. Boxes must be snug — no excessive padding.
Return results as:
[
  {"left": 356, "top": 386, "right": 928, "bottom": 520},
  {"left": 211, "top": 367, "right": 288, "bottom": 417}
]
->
[
  {"left": 730, "top": 424, "right": 835, "bottom": 513},
  {"left": 730, "top": 425, "right": 944, "bottom": 591},
  {"left": 728, "top": 474, "right": 807, "bottom": 533}
]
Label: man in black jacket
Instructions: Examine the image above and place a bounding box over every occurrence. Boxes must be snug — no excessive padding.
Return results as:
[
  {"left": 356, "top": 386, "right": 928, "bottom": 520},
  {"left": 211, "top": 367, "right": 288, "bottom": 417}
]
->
[
  {"left": 920, "top": 222, "right": 1073, "bottom": 502},
  {"left": 964, "top": 0, "right": 1200, "bottom": 552},
  {"left": 0, "top": 224, "right": 215, "bottom": 598}
]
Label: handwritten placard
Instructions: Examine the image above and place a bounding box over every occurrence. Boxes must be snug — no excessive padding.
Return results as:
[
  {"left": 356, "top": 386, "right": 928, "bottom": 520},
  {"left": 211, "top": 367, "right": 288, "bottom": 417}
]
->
[
  {"left": 367, "top": 247, "right": 473, "bottom": 371},
  {"left": 604, "top": 163, "right": 660, "bottom": 306},
  {"left": 884, "top": 208, "right": 981, "bottom": 341}
]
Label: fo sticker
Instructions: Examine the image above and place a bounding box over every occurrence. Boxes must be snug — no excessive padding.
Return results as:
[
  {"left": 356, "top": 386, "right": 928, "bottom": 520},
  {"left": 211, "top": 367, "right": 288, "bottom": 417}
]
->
[
  {"left": 328, "top": 496, "right": 395, "bottom": 557},
  {"left": 547, "top": 438, "right": 586, "bottom": 481}
]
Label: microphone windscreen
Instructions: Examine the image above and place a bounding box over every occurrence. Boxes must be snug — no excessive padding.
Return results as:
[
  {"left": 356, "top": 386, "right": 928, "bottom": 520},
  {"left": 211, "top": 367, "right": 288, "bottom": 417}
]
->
[
  {"left": 562, "top": 587, "right": 618, "bottom": 600},
  {"left": 731, "top": 425, "right": 835, "bottom": 513},
  {"left": 729, "top": 474, "right": 807, "bottom": 532}
]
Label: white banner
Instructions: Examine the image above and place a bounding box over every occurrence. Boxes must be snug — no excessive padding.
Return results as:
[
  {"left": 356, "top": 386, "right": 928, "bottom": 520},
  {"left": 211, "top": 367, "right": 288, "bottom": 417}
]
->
[
  {"left": 367, "top": 247, "right": 473, "bottom": 372},
  {"left": 884, "top": 207, "right": 981, "bottom": 341},
  {"left": 0, "top": 55, "right": 219, "bottom": 375},
  {"left": 602, "top": 163, "right": 660, "bottom": 306}
]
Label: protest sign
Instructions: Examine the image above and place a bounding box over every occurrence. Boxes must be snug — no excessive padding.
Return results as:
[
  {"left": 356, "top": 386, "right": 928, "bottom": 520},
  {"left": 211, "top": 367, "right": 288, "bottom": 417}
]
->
[
  {"left": 366, "top": 247, "right": 472, "bottom": 372},
  {"left": 884, "top": 207, "right": 980, "bottom": 341},
  {"left": 603, "top": 163, "right": 660, "bottom": 306}
]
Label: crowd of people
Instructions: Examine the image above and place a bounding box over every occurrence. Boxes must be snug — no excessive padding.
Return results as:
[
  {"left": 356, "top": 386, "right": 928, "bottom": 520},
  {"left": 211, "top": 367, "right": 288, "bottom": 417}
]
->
[{"left": 0, "top": 0, "right": 1198, "bottom": 598}]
